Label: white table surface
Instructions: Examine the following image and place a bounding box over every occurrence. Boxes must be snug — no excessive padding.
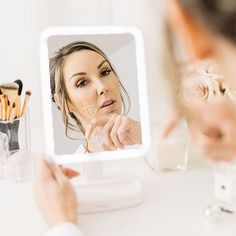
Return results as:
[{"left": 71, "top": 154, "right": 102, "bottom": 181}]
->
[{"left": 0, "top": 157, "right": 235, "bottom": 236}]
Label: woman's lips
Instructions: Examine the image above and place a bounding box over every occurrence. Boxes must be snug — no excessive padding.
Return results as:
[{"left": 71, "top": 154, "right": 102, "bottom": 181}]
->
[{"left": 100, "top": 99, "right": 116, "bottom": 110}]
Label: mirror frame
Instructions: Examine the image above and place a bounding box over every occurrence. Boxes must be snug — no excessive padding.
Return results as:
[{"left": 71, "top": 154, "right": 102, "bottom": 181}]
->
[{"left": 40, "top": 26, "right": 150, "bottom": 164}]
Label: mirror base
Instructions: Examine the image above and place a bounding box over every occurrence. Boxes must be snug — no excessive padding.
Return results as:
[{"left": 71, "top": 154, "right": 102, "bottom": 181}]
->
[{"left": 73, "top": 175, "right": 143, "bottom": 214}]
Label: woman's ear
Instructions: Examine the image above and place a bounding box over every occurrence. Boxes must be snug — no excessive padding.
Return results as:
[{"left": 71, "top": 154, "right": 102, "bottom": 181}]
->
[
  {"left": 53, "top": 94, "right": 60, "bottom": 107},
  {"left": 166, "top": 0, "right": 215, "bottom": 61},
  {"left": 54, "top": 93, "right": 74, "bottom": 113}
]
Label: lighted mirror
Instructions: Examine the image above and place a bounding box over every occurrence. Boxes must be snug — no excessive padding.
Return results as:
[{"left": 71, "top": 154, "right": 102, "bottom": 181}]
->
[{"left": 40, "top": 26, "right": 150, "bottom": 163}]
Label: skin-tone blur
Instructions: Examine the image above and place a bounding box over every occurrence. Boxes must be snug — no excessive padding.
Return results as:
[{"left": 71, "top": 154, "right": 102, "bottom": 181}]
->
[
  {"left": 34, "top": 157, "right": 79, "bottom": 228},
  {"left": 163, "top": 0, "right": 236, "bottom": 162},
  {"left": 54, "top": 49, "right": 141, "bottom": 152}
]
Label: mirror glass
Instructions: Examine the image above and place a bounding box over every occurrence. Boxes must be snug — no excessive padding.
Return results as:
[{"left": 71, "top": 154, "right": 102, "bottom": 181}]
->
[{"left": 40, "top": 27, "right": 150, "bottom": 161}]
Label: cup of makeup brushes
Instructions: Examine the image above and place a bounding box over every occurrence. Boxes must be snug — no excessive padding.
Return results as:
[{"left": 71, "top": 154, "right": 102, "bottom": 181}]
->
[
  {"left": 0, "top": 132, "right": 9, "bottom": 179},
  {"left": 0, "top": 81, "right": 33, "bottom": 182}
]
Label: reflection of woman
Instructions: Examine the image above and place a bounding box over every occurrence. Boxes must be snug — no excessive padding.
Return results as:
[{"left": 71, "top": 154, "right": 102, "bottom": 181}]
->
[{"left": 50, "top": 41, "right": 141, "bottom": 153}]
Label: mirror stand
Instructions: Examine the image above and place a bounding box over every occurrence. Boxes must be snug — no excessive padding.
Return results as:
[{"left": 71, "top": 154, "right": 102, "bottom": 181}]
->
[{"left": 73, "top": 162, "right": 144, "bottom": 214}]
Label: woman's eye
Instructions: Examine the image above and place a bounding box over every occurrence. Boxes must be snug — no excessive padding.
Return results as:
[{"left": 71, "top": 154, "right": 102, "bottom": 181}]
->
[
  {"left": 100, "top": 68, "right": 112, "bottom": 77},
  {"left": 76, "top": 79, "right": 88, "bottom": 88}
]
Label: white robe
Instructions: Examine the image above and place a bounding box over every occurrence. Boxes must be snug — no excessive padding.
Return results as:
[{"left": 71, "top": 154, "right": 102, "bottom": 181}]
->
[{"left": 46, "top": 222, "right": 84, "bottom": 236}]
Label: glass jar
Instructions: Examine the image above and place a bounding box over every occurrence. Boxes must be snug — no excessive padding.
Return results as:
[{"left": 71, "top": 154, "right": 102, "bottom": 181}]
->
[
  {"left": 146, "top": 121, "right": 189, "bottom": 172},
  {"left": 0, "top": 112, "right": 34, "bottom": 182}
]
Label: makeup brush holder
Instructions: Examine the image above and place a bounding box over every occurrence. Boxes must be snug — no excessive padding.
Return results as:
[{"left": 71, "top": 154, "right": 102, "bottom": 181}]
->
[
  {"left": 0, "top": 111, "right": 34, "bottom": 182},
  {"left": 0, "top": 132, "right": 9, "bottom": 179}
]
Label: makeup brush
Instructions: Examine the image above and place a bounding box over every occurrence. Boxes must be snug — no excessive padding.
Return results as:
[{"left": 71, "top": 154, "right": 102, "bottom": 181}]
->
[
  {"left": 1, "top": 95, "right": 7, "bottom": 121},
  {"left": 9, "top": 84, "right": 26, "bottom": 152},
  {"left": 6, "top": 80, "right": 23, "bottom": 151},
  {"left": 21, "top": 90, "right": 31, "bottom": 117},
  {"left": 6, "top": 100, "right": 10, "bottom": 121},
  {"left": 0, "top": 83, "right": 19, "bottom": 107},
  {"left": 0, "top": 83, "right": 21, "bottom": 151},
  {"left": 0, "top": 90, "right": 2, "bottom": 120},
  {"left": 0, "top": 100, "right": 2, "bottom": 121},
  {"left": 0, "top": 83, "right": 19, "bottom": 121},
  {"left": 9, "top": 103, "right": 16, "bottom": 122},
  {"left": 14, "top": 80, "right": 23, "bottom": 118},
  {"left": 0, "top": 92, "right": 4, "bottom": 120},
  {"left": 0, "top": 94, "right": 8, "bottom": 149}
]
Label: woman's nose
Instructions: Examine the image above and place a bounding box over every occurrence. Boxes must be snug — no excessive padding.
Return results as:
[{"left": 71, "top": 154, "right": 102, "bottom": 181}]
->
[{"left": 96, "top": 81, "right": 109, "bottom": 95}]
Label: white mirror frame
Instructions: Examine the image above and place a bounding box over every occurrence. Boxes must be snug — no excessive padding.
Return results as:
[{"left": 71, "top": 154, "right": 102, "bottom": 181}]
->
[{"left": 40, "top": 26, "right": 150, "bottom": 164}]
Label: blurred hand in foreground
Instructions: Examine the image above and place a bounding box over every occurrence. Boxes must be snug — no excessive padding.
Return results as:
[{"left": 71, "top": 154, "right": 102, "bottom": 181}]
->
[
  {"left": 162, "top": 98, "right": 236, "bottom": 162},
  {"left": 34, "top": 157, "right": 79, "bottom": 228}
]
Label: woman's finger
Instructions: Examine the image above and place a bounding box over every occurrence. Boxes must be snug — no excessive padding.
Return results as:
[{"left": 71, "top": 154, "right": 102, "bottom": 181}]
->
[
  {"left": 45, "top": 158, "right": 67, "bottom": 184},
  {"left": 118, "top": 117, "right": 142, "bottom": 145},
  {"left": 37, "top": 156, "right": 54, "bottom": 181},
  {"left": 110, "top": 115, "right": 124, "bottom": 149},
  {"left": 116, "top": 116, "right": 130, "bottom": 145},
  {"left": 85, "top": 115, "right": 110, "bottom": 139},
  {"left": 102, "top": 115, "right": 117, "bottom": 149},
  {"left": 162, "top": 114, "right": 181, "bottom": 138}
]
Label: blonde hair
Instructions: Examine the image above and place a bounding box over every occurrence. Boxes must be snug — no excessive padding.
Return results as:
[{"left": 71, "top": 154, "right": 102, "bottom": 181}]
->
[{"left": 50, "top": 41, "right": 131, "bottom": 139}]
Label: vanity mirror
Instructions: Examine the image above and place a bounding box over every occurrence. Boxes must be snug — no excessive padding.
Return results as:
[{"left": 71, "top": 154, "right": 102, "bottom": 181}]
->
[{"left": 40, "top": 26, "right": 150, "bottom": 164}]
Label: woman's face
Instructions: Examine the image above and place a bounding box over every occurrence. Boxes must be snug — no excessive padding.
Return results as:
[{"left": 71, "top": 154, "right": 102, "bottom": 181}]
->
[{"left": 62, "top": 49, "right": 122, "bottom": 127}]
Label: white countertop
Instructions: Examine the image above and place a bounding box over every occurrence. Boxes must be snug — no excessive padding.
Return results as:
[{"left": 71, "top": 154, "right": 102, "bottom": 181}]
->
[{"left": 0, "top": 157, "right": 235, "bottom": 236}]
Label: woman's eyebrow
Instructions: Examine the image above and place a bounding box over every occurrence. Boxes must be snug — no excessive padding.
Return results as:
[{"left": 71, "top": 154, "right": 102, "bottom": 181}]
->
[
  {"left": 69, "top": 60, "right": 108, "bottom": 80},
  {"left": 69, "top": 72, "right": 86, "bottom": 81},
  {"left": 97, "top": 60, "right": 107, "bottom": 69}
]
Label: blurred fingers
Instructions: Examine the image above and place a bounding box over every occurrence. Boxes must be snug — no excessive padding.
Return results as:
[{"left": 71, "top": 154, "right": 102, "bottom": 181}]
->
[
  {"left": 161, "top": 114, "right": 181, "bottom": 138},
  {"left": 117, "top": 116, "right": 130, "bottom": 146},
  {"left": 85, "top": 115, "right": 110, "bottom": 139},
  {"left": 44, "top": 157, "right": 68, "bottom": 184},
  {"left": 37, "top": 156, "right": 54, "bottom": 181},
  {"left": 110, "top": 115, "right": 123, "bottom": 149},
  {"left": 103, "top": 115, "right": 117, "bottom": 149}
]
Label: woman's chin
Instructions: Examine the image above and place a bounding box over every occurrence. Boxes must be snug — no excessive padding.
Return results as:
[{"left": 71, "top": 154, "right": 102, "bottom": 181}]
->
[{"left": 104, "top": 109, "right": 119, "bottom": 115}]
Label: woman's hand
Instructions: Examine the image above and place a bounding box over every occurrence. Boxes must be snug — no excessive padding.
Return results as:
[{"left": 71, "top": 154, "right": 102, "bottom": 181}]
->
[
  {"left": 85, "top": 114, "right": 141, "bottom": 150},
  {"left": 33, "top": 157, "right": 79, "bottom": 228},
  {"left": 189, "top": 98, "right": 236, "bottom": 162},
  {"left": 163, "top": 98, "right": 236, "bottom": 162}
]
